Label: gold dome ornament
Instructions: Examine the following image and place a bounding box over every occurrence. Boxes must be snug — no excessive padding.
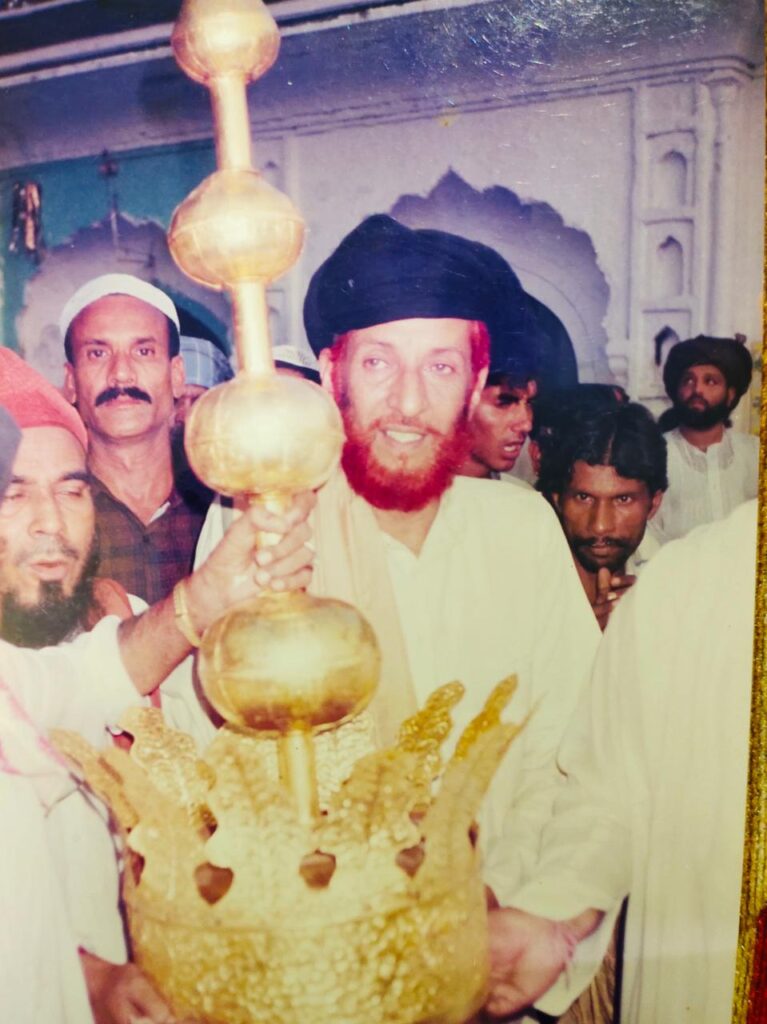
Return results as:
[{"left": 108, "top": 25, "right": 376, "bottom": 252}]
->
[{"left": 183, "top": 372, "right": 344, "bottom": 497}]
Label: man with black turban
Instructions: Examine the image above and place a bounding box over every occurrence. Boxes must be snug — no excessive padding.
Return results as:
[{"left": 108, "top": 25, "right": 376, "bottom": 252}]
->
[
  {"left": 196, "top": 215, "right": 600, "bottom": 950},
  {"left": 651, "top": 334, "right": 758, "bottom": 543}
]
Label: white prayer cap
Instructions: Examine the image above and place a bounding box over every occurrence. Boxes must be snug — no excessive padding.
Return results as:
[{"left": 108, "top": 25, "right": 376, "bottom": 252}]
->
[
  {"left": 59, "top": 273, "right": 180, "bottom": 337},
  {"left": 273, "top": 343, "right": 320, "bottom": 383}
]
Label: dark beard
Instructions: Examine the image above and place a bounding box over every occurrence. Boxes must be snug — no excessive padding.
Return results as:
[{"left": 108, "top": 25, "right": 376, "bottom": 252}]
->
[
  {"left": 675, "top": 398, "right": 730, "bottom": 431},
  {"left": 0, "top": 545, "right": 99, "bottom": 649}
]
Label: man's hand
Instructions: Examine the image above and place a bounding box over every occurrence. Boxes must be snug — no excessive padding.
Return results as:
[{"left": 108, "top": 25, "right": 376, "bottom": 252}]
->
[
  {"left": 118, "top": 491, "right": 317, "bottom": 694},
  {"left": 592, "top": 567, "right": 636, "bottom": 631},
  {"left": 185, "top": 491, "right": 317, "bottom": 634},
  {"left": 484, "top": 906, "right": 604, "bottom": 1018},
  {"left": 80, "top": 951, "right": 195, "bottom": 1024}
]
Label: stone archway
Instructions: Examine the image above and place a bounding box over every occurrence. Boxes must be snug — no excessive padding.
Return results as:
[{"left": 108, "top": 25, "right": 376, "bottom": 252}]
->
[{"left": 390, "top": 171, "right": 612, "bottom": 383}]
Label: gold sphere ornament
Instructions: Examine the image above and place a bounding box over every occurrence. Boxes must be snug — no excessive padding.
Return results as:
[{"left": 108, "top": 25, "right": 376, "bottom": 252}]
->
[
  {"left": 169, "top": 169, "right": 305, "bottom": 291},
  {"left": 171, "top": 0, "right": 280, "bottom": 86},
  {"left": 184, "top": 372, "right": 344, "bottom": 497},
  {"left": 199, "top": 591, "right": 381, "bottom": 733}
]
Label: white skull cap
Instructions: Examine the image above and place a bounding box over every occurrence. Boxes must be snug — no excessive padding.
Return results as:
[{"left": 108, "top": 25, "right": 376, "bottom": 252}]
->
[
  {"left": 273, "top": 344, "right": 320, "bottom": 375},
  {"left": 59, "top": 273, "right": 180, "bottom": 337}
]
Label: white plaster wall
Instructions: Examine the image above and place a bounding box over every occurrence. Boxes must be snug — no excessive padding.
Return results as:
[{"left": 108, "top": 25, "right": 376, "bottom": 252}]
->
[{"left": 290, "top": 88, "right": 633, "bottom": 374}]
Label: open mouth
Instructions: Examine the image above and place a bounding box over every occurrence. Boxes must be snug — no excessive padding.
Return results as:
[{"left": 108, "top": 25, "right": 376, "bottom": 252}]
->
[{"left": 382, "top": 428, "right": 426, "bottom": 446}]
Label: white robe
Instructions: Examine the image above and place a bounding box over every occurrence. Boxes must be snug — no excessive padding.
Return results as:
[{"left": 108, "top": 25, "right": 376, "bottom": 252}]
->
[
  {"left": 512, "top": 500, "right": 757, "bottom": 1023},
  {"left": 650, "top": 427, "right": 758, "bottom": 543},
  {"left": 196, "top": 473, "right": 600, "bottom": 904},
  {"left": 0, "top": 618, "right": 138, "bottom": 1024}
]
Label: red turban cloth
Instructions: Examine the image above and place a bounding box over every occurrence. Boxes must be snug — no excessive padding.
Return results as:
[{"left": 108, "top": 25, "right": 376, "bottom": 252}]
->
[{"left": 0, "top": 348, "right": 88, "bottom": 451}]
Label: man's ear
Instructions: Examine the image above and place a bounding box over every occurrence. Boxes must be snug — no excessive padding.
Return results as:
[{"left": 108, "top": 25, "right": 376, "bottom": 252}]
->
[
  {"left": 468, "top": 366, "right": 489, "bottom": 417},
  {"left": 170, "top": 355, "right": 186, "bottom": 400},
  {"left": 647, "top": 490, "right": 664, "bottom": 521},
  {"left": 726, "top": 385, "right": 737, "bottom": 410},
  {"left": 318, "top": 348, "right": 335, "bottom": 395},
  {"left": 550, "top": 491, "right": 562, "bottom": 514},
  {"left": 63, "top": 363, "right": 78, "bottom": 406}
]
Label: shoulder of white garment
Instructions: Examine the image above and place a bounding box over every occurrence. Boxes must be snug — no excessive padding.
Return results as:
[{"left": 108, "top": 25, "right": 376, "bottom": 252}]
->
[
  {"left": 617, "top": 498, "right": 757, "bottom": 617},
  {"left": 0, "top": 617, "right": 137, "bottom": 738},
  {"left": 447, "top": 473, "right": 555, "bottom": 522},
  {"left": 193, "top": 494, "right": 233, "bottom": 569}
]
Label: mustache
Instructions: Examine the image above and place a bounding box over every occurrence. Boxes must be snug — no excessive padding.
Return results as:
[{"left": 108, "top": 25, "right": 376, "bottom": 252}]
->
[
  {"left": 95, "top": 386, "right": 152, "bottom": 407},
  {"left": 375, "top": 418, "right": 444, "bottom": 437},
  {"left": 573, "top": 537, "right": 631, "bottom": 552},
  {"left": 18, "top": 540, "right": 80, "bottom": 565}
]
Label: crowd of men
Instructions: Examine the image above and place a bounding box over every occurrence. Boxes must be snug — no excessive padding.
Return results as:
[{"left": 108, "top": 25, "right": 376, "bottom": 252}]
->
[{"left": 0, "top": 212, "right": 760, "bottom": 1024}]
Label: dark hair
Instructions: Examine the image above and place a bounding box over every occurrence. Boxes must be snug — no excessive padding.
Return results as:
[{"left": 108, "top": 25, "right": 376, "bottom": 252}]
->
[
  {"left": 486, "top": 366, "right": 536, "bottom": 390},
  {"left": 537, "top": 401, "right": 668, "bottom": 499},
  {"left": 65, "top": 313, "right": 180, "bottom": 362},
  {"left": 531, "top": 384, "right": 627, "bottom": 441}
]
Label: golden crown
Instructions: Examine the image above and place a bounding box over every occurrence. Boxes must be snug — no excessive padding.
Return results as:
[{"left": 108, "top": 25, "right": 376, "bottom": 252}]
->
[{"left": 54, "top": 677, "right": 522, "bottom": 1024}]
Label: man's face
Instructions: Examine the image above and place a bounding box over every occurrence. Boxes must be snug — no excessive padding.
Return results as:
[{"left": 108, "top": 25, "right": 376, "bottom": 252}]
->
[
  {"left": 64, "top": 294, "right": 185, "bottom": 443},
  {"left": 674, "top": 363, "right": 735, "bottom": 430},
  {"left": 0, "top": 426, "right": 96, "bottom": 646},
  {"left": 468, "top": 379, "right": 537, "bottom": 475},
  {"left": 554, "top": 461, "right": 662, "bottom": 574},
  {"left": 320, "top": 317, "right": 486, "bottom": 511}
]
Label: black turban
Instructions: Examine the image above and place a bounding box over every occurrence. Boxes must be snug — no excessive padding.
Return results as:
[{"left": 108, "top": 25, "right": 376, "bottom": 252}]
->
[
  {"left": 303, "top": 214, "right": 536, "bottom": 378},
  {"left": 663, "top": 335, "right": 753, "bottom": 406}
]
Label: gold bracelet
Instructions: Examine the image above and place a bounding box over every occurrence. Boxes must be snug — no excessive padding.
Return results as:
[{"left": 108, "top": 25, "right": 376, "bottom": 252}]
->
[{"left": 172, "top": 579, "right": 203, "bottom": 648}]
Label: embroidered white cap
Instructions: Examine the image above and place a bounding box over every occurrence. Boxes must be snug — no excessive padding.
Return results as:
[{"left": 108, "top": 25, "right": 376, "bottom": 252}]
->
[
  {"left": 59, "top": 273, "right": 180, "bottom": 337},
  {"left": 273, "top": 343, "right": 320, "bottom": 382}
]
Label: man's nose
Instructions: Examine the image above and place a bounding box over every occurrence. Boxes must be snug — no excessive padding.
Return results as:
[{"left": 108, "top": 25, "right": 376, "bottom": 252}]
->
[
  {"left": 389, "top": 367, "right": 426, "bottom": 419},
  {"left": 29, "top": 490, "right": 65, "bottom": 536},
  {"left": 517, "top": 402, "right": 534, "bottom": 434},
  {"left": 589, "top": 500, "right": 615, "bottom": 535},
  {"left": 108, "top": 350, "right": 136, "bottom": 385}
]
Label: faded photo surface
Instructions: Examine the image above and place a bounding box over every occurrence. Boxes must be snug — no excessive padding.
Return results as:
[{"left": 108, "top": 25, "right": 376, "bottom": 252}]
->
[{"left": 0, "top": 0, "right": 763, "bottom": 1021}]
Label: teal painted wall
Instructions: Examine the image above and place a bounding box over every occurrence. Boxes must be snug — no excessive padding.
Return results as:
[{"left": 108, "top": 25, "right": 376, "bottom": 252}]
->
[{"left": 0, "top": 138, "right": 216, "bottom": 350}]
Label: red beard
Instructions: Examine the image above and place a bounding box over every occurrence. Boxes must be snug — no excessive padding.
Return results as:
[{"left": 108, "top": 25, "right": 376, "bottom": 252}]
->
[{"left": 339, "top": 406, "right": 471, "bottom": 512}]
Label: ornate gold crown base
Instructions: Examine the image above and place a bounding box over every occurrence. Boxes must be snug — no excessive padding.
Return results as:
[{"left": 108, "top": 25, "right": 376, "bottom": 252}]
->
[
  {"left": 53, "top": 678, "right": 524, "bottom": 1024},
  {"left": 129, "top": 877, "right": 488, "bottom": 1024}
]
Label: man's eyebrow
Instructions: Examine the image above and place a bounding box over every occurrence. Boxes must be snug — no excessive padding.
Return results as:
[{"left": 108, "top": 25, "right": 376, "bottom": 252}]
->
[
  {"left": 428, "top": 347, "right": 465, "bottom": 359},
  {"left": 59, "top": 471, "right": 91, "bottom": 484}
]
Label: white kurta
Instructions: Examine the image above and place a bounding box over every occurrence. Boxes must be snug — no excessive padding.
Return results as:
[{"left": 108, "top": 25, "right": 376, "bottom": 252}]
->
[
  {"left": 650, "top": 427, "right": 758, "bottom": 544},
  {"left": 196, "top": 474, "right": 600, "bottom": 904},
  {"left": 0, "top": 618, "right": 138, "bottom": 1024},
  {"left": 512, "top": 500, "right": 757, "bottom": 1023}
]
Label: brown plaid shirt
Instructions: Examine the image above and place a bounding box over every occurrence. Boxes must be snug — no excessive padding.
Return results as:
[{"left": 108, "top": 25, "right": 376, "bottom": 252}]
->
[{"left": 90, "top": 470, "right": 211, "bottom": 605}]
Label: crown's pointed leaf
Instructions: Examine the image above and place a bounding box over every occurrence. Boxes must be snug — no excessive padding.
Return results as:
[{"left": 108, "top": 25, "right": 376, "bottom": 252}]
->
[
  {"left": 419, "top": 721, "right": 521, "bottom": 891},
  {"left": 319, "top": 748, "right": 421, "bottom": 854},
  {"left": 396, "top": 682, "right": 464, "bottom": 799},
  {"left": 51, "top": 729, "right": 140, "bottom": 830},
  {"left": 119, "top": 707, "right": 213, "bottom": 826},
  {"left": 453, "top": 676, "right": 518, "bottom": 761}
]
